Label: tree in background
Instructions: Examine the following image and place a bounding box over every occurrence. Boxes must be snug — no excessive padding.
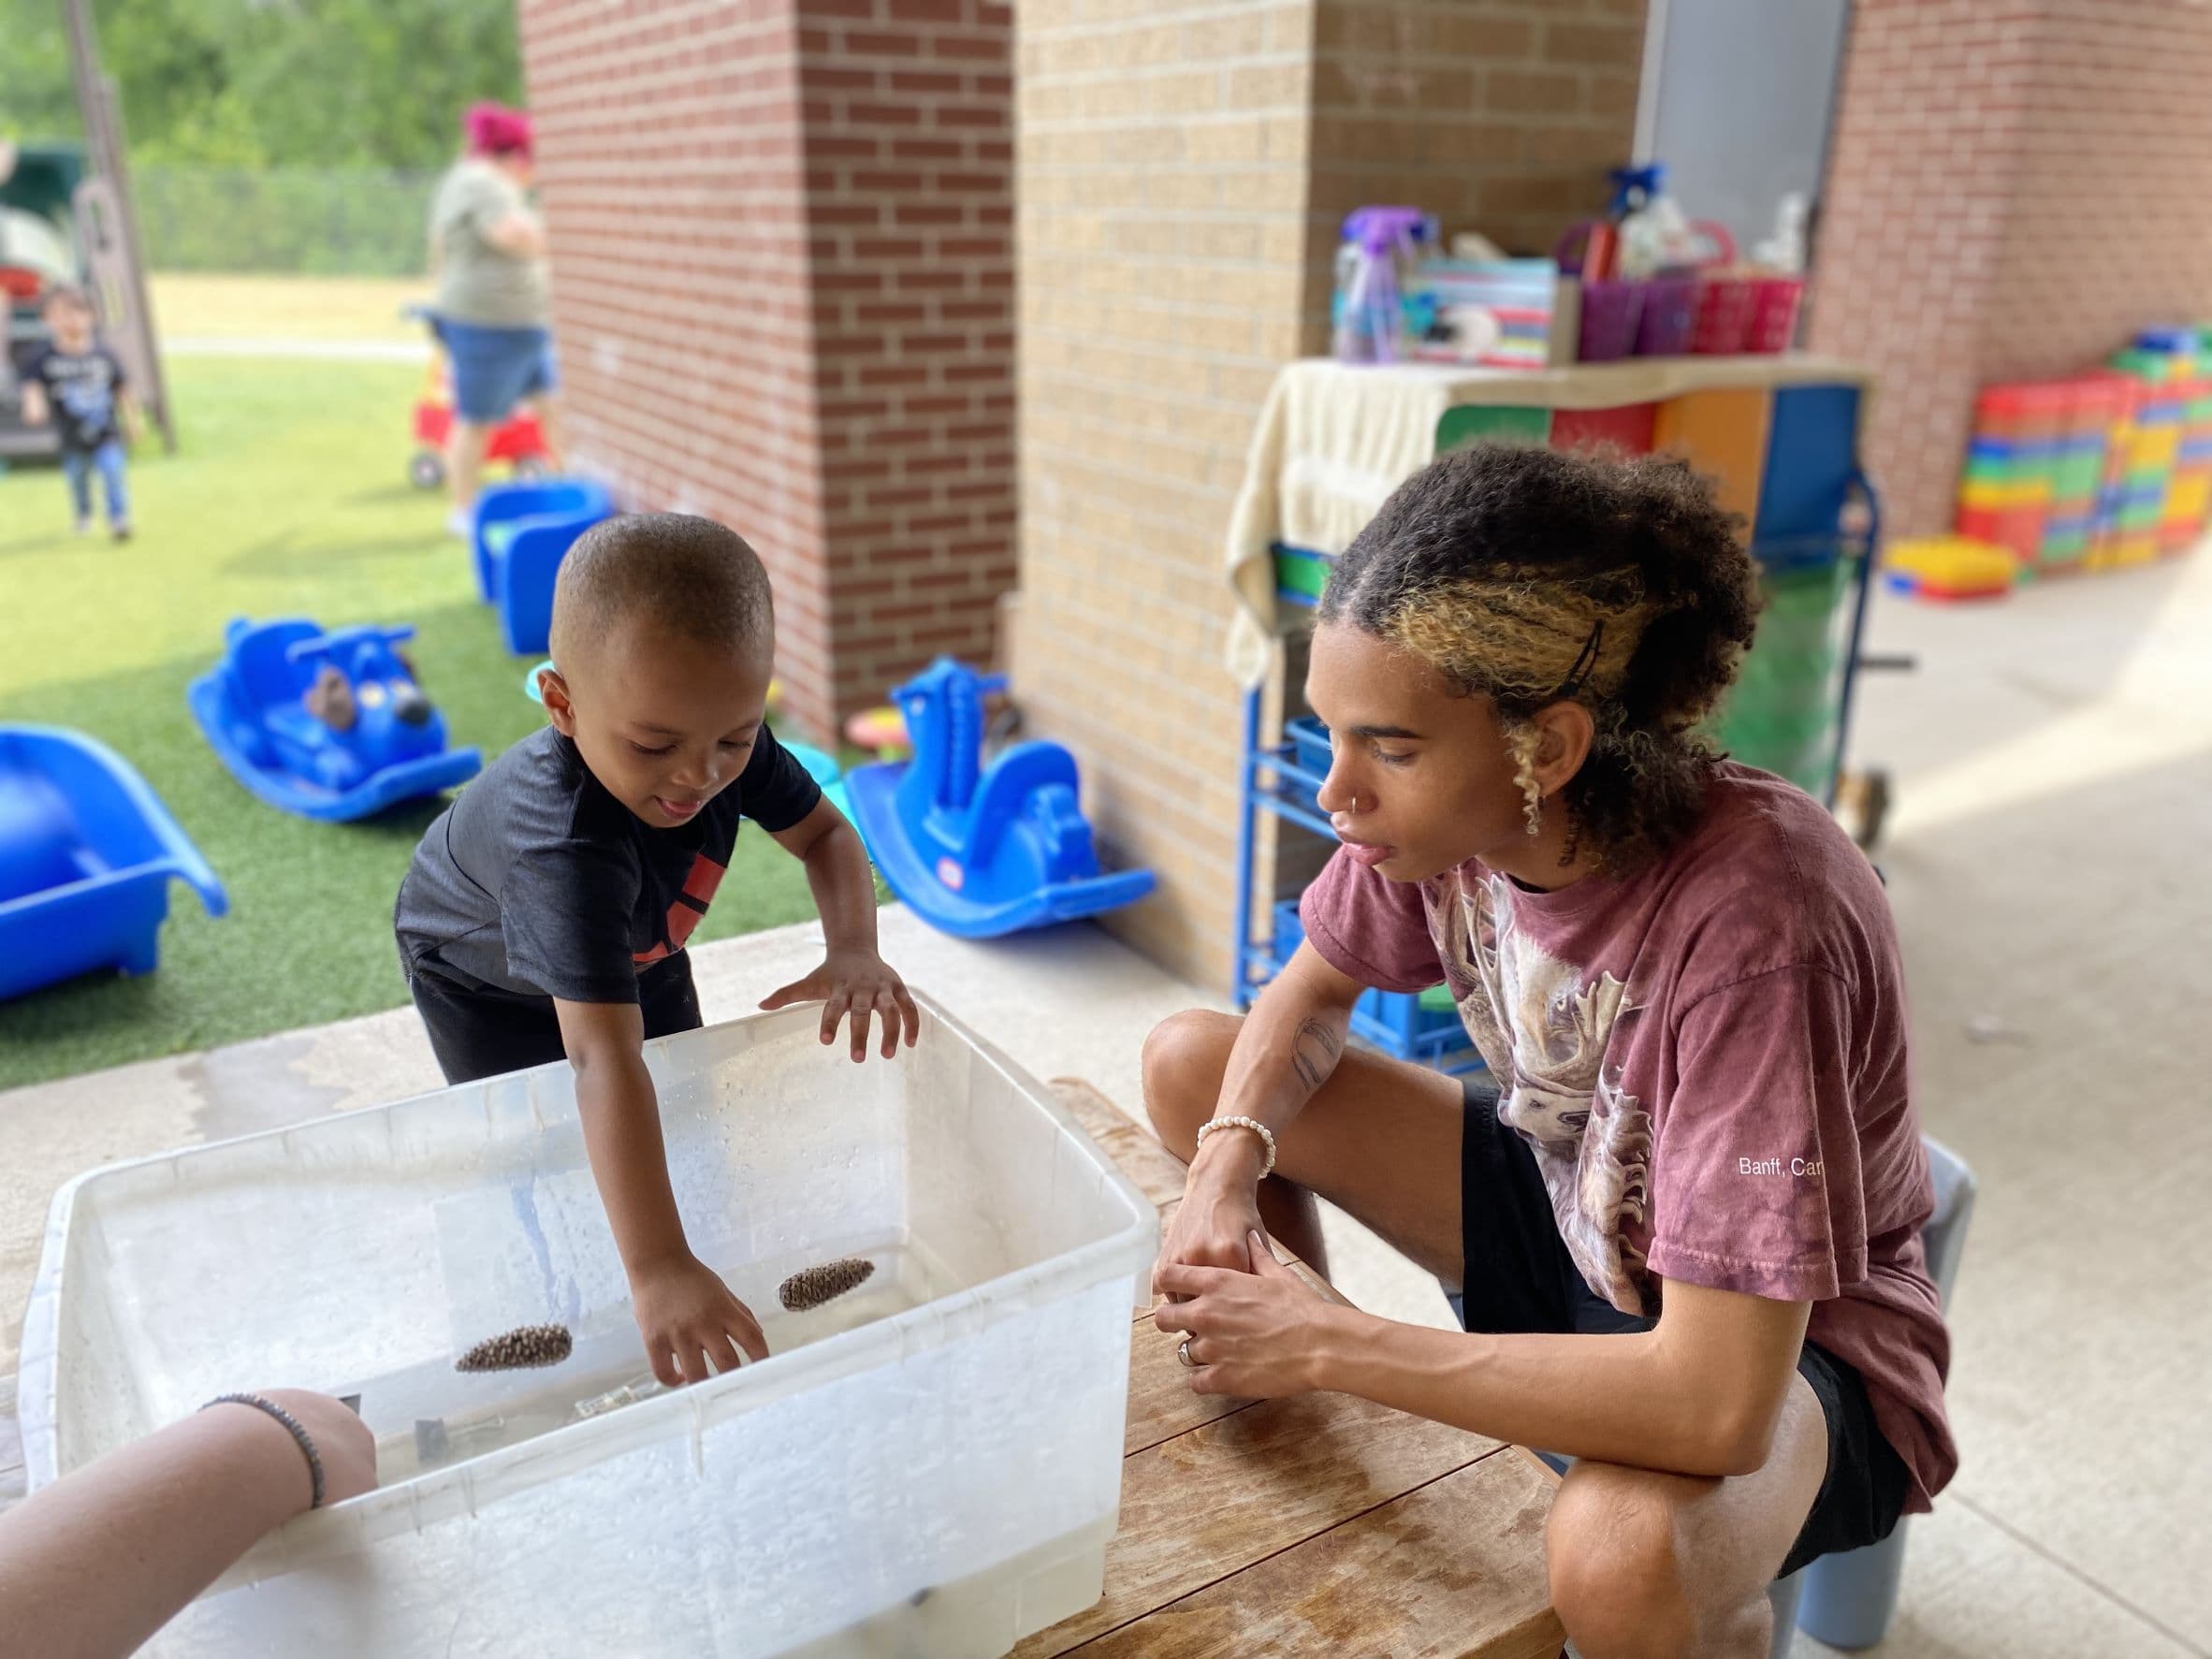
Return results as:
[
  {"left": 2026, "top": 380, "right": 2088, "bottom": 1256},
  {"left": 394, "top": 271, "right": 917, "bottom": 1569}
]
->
[
  {"left": 0, "top": 0, "right": 523, "bottom": 167},
  {"left": 0, "top": 0, "right": 526, "bottom": 272}
]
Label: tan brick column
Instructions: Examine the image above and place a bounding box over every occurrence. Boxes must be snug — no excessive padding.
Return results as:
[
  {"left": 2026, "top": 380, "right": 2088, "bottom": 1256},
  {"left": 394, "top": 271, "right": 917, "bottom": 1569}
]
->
[{"left": 1012, "top": 2, "right": 1645, "bottom": 991}]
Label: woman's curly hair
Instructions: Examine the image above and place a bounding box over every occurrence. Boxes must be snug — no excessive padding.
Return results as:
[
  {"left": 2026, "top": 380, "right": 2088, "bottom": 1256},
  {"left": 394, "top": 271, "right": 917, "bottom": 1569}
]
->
[{"left": 1317, "top": 442, "right": 1760, "bottom": 872}]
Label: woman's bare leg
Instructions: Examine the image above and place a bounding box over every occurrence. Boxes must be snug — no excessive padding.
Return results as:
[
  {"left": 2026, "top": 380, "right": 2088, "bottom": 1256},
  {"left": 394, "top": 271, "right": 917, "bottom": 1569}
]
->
[
  {"left": 1142, "top": 1009, "right": 1466, "bottom": 1285},
  {"left": 447, "top": 417, "right": 492, "bottom": 518}
]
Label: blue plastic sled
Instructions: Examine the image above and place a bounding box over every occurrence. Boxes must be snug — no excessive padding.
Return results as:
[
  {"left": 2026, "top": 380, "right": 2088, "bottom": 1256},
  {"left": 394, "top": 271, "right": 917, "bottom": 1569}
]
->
[
  {"left": 0, "top": 724, "right": 228, "bottom": 999},
  {"left": 188, "top": 618, "right": 481, "bottom": 822},
  {"left": 471, "top": 479, "right": 615, "bottom": 655},
  {"left": 845, "top": 659, "right": 1154, "bottom": 939}
]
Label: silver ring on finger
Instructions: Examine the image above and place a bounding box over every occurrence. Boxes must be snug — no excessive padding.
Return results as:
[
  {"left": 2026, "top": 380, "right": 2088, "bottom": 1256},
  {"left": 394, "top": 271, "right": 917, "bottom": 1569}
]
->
[{"left": 1177, "top": 1338, "right": 1197, "bottom": 1369}]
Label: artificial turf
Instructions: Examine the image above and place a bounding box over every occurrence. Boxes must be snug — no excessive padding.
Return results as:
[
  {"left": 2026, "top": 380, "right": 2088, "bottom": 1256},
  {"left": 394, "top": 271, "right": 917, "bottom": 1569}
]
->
[{"left": 0, "top": 353, "right": 818, "bottom": 1089}]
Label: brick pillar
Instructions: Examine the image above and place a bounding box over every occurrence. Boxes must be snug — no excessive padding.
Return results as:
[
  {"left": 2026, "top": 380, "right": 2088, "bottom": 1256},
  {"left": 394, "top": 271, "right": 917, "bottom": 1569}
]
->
[
  {"left": 1012, "top": 1, "right": 1646, "bottom": 991},
  {"left": 1811, "top": 0, "right": 2212, "bottom": 540},
  {"left": 517, "top": 0, "right": 1014, "bottom": 745}
]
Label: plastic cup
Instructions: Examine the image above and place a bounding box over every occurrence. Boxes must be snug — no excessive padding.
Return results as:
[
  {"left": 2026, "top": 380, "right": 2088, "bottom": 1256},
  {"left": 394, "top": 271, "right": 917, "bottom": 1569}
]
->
[
  {"left": 1693, "top": 276, "right": 1755, "bottom": 354},
  {"left": 1747, "top": 277, "right": 1805, "bottom": 353},
  {"left": 1578, "top": 279, "right": 1645, "bottom": 362},
  {"left": 1633, "top": 277, "right": 1697, "bottom": 357}
]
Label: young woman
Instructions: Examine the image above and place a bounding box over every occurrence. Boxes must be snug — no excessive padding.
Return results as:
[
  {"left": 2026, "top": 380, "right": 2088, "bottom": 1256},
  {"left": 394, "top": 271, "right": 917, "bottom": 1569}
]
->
[
  {"left": 1148, "top": 444, "right": 1954, "bottom": 1658},
  {"left": 427, "top": 101, "right": 560, "bottom": 534}
]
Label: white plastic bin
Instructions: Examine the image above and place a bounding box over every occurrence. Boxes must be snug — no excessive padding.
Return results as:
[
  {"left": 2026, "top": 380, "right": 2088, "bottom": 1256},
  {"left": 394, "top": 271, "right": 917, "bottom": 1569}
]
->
[{"left": 19, "top": 997, "right": 1157, "bottom": 1657}]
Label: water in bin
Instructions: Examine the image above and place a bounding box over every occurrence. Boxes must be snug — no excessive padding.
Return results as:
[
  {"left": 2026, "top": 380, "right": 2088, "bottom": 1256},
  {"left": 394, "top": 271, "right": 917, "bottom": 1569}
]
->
[{"left": 20, "top": 999, "right": 1156, "bottom": 1657}]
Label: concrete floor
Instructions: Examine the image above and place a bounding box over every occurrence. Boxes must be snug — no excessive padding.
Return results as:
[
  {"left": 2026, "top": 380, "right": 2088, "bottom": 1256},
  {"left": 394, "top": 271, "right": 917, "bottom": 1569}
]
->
[{"left": 2, "top": 551, "right": 2207, "bottom": 1654}]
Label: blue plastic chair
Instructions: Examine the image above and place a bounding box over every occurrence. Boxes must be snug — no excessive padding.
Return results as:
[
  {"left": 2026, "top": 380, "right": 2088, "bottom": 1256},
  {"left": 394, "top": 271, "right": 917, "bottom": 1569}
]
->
[
  {"left": 1785, "top": 1135, "right": 1976, "bottom": 1650},
  {"left": 469, "top": 480, "right": 614, "bottom": 655},
  {"left": 0, "top": 724, "right": 227, "bottom": 999}
]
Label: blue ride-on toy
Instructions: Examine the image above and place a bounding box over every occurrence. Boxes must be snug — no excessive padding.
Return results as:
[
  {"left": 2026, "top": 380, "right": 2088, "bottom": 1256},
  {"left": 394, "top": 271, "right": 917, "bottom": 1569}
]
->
[
  {"left": 0, "top": 724, "right": 228, "bottom": 999},
  {"left": 188, "top": 618, "right": 481, "bottom": 822},
  {"left": 844, "top": 659, "right": 1154, "bottom": 939},
  {"left": 470, "top": 479, "right": 615, "bottom": 655}
]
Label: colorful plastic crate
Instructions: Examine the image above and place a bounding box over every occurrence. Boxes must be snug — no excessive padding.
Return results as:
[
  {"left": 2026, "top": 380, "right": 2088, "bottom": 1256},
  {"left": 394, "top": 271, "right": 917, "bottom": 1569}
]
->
[
  {"left": 1960, "top": 351, "right": 2212, "bottom": 575},
  {"left": 1273, "top": 544, "right": 1332, "bottom": 606}
]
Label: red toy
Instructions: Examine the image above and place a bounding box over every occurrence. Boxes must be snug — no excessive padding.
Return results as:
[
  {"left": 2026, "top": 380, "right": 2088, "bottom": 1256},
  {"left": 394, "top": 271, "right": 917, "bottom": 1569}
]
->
[{"left": 406, "top": 344, "right": 551, "bottom": 490}]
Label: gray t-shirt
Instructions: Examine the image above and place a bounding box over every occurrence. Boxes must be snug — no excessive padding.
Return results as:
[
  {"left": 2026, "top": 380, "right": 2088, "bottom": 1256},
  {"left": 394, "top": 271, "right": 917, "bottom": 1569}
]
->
[
  {"left": 429, "top": 158, "right": 548, "bottom": 328},
  {"left": 396, "top": 726, "right": 822, "bottom": 1004}
]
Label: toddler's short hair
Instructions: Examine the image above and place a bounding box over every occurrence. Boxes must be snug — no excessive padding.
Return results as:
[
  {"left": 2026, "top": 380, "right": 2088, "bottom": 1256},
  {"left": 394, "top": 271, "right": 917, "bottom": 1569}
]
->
[{"left": 549, "top": 513, "right": 774, "bottom": 664}]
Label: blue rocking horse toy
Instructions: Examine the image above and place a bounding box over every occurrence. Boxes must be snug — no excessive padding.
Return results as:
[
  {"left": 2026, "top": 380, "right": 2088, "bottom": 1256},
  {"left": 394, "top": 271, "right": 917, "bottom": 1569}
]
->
[
  {"left": 844, "top": 659, "right": 1154, "bottom": 939},
  {"left": 189, "top": 619, "right": 481, "bottom": 822}
]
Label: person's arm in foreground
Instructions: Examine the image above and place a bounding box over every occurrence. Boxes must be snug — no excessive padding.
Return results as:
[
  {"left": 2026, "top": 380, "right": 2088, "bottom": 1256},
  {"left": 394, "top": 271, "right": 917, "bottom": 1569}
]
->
[
  {"left": 1158, "top": 1247, "right": 1810, "bottom": 1477},
  {"left": 0, "top": 1389, "right": 374, "bottom": 1659},
  {"left": 18, "top": 376, "right": 48, "bottom": 427},
  {"left": 757, "top": 797, "right": 920, "bottom": 1062},
  {"left": 1157, "top": 941, "right": 1361, "bottom": 1282},
  {"left": 556, "top": 995, "right": 770, "bottom": 1384}
]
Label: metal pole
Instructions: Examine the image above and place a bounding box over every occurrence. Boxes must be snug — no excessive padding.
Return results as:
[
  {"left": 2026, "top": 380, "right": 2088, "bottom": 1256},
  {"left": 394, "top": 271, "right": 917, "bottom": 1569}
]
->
[
  {"left": 62, "top": 0, "right": 173, "bottom": 451},
  {"left": 1232, "top": 682, "right": 1260, "bottom": 1010}
]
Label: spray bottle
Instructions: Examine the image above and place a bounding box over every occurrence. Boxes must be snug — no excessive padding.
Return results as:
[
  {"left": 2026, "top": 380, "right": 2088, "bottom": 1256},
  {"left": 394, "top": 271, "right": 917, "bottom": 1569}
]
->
[{"left": 1332, "top": 207, "right": 1436, "bottom": 365}]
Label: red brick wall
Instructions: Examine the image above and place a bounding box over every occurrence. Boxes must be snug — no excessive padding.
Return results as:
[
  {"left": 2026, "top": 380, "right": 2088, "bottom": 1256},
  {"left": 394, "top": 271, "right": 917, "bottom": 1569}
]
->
[
  {"left": 1811, "top": 0, "right": 2212, "bottom": 540},
  {"left": 797, "top": 0, "right": 1016, "bottom": 720},
  {"left": 516, "top": 0, "right": 1013, "bottom": 743}
]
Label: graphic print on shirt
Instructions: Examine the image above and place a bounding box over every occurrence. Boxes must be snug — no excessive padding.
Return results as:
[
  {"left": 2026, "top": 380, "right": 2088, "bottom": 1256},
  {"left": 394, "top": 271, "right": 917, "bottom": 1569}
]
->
[
  {"left": 55, "top": 366, "right": 115, "bottom": 433},
  {"left": 633, "top": 853, "right": 726, "bottom": 965},
  {"left": 1428, "top": 872, "right": 1655, "bottom": 1314}
]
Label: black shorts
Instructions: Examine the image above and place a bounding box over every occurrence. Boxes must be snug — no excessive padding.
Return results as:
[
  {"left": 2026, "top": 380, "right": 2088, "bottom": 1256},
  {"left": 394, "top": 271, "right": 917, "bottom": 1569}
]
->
[
  {"left": 1454, "top": 1077, "right": 1910, "bottom": 1580},
  {"left": 407, "top": 953, "right": 704, "bottom": 1085}
]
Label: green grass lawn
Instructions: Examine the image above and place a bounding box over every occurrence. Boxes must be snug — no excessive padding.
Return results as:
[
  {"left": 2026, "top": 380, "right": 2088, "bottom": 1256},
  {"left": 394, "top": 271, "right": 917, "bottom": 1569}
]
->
[{"left": 0, "top": 354, "right": 816, "bottom": 1089}]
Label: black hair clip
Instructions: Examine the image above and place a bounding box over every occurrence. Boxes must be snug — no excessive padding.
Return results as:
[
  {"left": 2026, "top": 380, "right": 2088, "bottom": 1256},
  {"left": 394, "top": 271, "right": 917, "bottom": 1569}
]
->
[{"left": 1552, "top": 618, "right": 1605, "bottom": 701}]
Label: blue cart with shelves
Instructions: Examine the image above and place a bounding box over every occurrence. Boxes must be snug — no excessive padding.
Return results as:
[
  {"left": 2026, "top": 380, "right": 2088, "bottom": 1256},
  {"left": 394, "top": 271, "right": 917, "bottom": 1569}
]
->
[{"left": 1229, "top": 363, "right": 1884, "bottom": 1075}]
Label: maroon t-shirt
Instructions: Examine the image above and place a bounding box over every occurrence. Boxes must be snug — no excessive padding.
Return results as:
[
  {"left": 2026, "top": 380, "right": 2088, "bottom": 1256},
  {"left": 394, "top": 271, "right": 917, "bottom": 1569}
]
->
[{"left": 1301, "top": 763, "right": 1957, "bottom": 1510}]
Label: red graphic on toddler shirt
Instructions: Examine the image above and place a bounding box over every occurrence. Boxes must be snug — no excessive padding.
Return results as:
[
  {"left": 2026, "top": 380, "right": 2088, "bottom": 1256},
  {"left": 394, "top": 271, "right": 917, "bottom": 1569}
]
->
[{"left": 633, "top": 853, "right": 726, "bottom": 965}]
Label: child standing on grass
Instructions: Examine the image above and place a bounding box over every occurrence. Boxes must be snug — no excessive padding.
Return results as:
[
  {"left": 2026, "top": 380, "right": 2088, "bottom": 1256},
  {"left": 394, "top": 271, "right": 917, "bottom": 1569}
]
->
[
  {"left": 395, "top": 512, "right": 915, "bottom": 1386},
  {"left": 19, "top": 285, "right": 137, "bottom": 541}
]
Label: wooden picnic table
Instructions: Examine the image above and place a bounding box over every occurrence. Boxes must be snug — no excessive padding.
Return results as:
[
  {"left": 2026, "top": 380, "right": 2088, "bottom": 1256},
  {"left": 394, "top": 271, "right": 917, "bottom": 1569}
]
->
[{"left": 1036, "top": 1080, "right": 1562, "bottom": 1659}]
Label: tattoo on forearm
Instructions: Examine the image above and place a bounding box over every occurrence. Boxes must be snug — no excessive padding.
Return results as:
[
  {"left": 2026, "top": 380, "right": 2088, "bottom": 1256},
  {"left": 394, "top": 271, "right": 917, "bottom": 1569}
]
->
[{"left": 1288, "top": 1018, "right": 1341, "bottom": 1093}]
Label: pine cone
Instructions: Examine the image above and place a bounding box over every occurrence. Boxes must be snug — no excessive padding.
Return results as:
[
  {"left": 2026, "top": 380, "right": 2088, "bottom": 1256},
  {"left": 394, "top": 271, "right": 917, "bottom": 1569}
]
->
[
  {"left": 455, "top": 1322, "right": 574, "bottom": 1373},
  {"left": 779, "top": 1258, "right": 876, "bottom": 1312}
]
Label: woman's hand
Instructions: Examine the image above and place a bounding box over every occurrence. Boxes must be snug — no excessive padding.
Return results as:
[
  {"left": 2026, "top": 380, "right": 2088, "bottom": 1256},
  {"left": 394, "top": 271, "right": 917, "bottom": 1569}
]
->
[
  {"left": 1152, "top": 1159, "right": 1264, "bottom": 1295},
  {"left": 760, "top": 948, "right": 921, "bottom": 1062},
  {"left": 1152, "top": 1231, "right": 1355, "bottom": 1399}
]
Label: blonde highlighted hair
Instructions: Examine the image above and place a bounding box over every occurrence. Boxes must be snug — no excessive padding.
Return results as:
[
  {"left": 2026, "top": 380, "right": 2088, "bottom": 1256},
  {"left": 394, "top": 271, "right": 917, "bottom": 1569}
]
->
[{"left": 1319, "top": 443, "right": 1760, "bottom": 870}]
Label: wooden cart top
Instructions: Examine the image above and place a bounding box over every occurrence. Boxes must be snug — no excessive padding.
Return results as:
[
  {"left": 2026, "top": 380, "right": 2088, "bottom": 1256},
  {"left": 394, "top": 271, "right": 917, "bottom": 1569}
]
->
[{"left": 1031, "top": 1080, "right": 1561, "bottom": 1659}]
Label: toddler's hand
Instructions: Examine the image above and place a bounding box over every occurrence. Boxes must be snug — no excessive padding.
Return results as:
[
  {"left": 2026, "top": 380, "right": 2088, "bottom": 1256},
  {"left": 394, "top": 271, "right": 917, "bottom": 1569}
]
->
[
  {"left": 630, "top": 1255, "right": 768, "bottom": 1386},
  {"left": 759, "top": 948, "right": 921, "bottom": 1062}
]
